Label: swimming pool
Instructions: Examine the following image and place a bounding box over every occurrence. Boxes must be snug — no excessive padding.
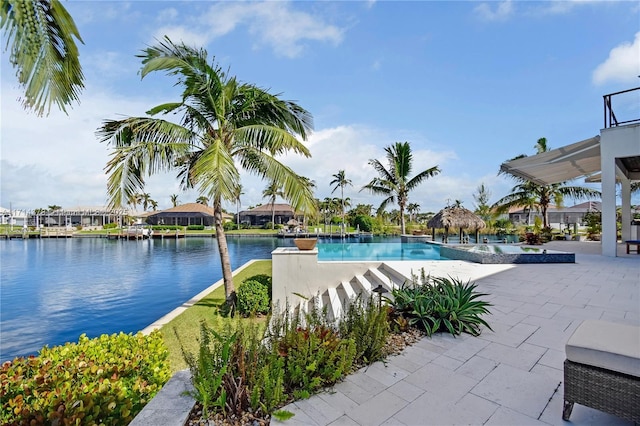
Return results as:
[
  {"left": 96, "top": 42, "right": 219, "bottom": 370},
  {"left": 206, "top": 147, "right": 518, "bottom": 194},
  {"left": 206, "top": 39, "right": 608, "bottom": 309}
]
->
[
  {"left": 318, "top": 242, "right": 442, "bottom": 261},
  {"left": 440, "top": 244, "right": 575, "bottom": 264}
]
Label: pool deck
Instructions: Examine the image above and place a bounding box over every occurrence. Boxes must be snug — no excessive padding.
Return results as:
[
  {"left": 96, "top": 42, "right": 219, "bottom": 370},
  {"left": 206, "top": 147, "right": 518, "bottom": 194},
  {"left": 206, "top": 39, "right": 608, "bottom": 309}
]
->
[{"left": 272, "top": 241, "right": 639, "bottom": 426}]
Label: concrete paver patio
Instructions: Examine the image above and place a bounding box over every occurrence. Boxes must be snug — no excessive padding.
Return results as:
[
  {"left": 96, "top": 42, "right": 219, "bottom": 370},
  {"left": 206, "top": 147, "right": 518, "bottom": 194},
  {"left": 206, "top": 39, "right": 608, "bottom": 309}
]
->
[{"left": 273, "top": 242, "right": 639, "bottom": 426}]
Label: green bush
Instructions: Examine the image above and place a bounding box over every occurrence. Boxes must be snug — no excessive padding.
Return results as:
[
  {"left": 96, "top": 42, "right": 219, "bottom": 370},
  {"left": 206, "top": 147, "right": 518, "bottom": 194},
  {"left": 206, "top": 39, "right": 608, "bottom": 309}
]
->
[
  {"left": 187, "top": 225, "right": 205, "bottom": 231},
  {"left": 103, "top": 222, "right": 118, "bottom": 229},
  {"left": 1, "top": 331, "right": 171, "bottom": 426},
  {"left": 388, "top": 270, "right": 492, "bottom": 337},
  {"left": 223, "top": 222, "right": 237, "bottom": 231},
  {"left": 353, "top": 215, "right": 374, "bottom": 232},
  {"left": 237, "top": 280, "right": 270, "bottom": 316},
  {"left": 269, "top": 308, "right": 356, "bottom": 398},
  {"left": 244, "top": 274, "right": 272, "bottom": 299}
]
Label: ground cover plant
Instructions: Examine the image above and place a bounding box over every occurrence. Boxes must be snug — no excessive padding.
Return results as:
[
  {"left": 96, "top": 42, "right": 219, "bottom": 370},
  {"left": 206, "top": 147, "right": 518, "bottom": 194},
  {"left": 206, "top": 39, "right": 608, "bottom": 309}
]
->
[
  {"left": 387, "top": 269, "right": 493, "bottom": 337},
  {"left": 183, "top": 296, "right": 389, "bottom": 424},
  {"left": 0, "top": 331, "right": 170, "bottom": 426}
]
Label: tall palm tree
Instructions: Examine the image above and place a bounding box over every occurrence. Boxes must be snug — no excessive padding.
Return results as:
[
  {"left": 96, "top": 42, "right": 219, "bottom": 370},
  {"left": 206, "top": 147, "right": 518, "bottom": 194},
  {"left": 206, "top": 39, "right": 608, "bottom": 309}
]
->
[
  {"left": 361, "top": 141, "right": 440, "bottom": 234},
  {"left": 97, "top": 37, "right": 314, "bottom": 305},
  {"left": 1, "top": 0, "right": 84, "bottom": 116},
  {"left": 196, "top": 196, "right": 209, "bottom": 206},
  {"left": 263, "top": 181, "right": 284, "bottom": 229},
  {"left": 330, "top": 170, "right": 352, "bottom": 233},
  {"left": 494, "top": 138, "right": 601, "bottom": 228},
  {"left": 170, "top": 194, "right": 180, "bottom": 207}
]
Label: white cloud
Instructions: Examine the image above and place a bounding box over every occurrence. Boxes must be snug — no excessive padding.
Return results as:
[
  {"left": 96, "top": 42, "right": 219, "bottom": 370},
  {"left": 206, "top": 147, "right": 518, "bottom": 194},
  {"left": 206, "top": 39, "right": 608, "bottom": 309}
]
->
[
  {"left": 155, "top": 2, "right": 345, "bottom": 58},
  {"left": 152, "top": 25, "right": 209, "bottom": 49},
  {"left": 0, "top": 82, "right": 178, "bottom": 210},
  {"left": 538, "top": 0, "right": 598, "bottom": 15},
  {"left": 474, "top": 1, "right": 514, "bottom": 22},
  {"left": 258, "top": 125, "right": 461, "bottom": 213},
  {"left": 157, "top": 7, "right": 179, "bottom": 22},
  {"left": 592, "top": 32, "right": 640, "bottom": 85}
]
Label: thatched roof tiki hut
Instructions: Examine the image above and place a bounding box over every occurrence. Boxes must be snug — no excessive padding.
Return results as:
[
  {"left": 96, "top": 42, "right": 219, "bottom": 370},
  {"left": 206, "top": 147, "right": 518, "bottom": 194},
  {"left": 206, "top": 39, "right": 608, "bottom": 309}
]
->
[{"left": 427, "top": 206, "right": 486, "bottom": 243}]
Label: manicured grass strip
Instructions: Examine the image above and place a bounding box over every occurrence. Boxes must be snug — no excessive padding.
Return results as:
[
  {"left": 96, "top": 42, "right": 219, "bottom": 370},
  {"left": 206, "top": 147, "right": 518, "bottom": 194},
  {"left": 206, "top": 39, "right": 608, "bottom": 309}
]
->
[{"left": 160, "top": 260, "right": 272, "bottom": 372}]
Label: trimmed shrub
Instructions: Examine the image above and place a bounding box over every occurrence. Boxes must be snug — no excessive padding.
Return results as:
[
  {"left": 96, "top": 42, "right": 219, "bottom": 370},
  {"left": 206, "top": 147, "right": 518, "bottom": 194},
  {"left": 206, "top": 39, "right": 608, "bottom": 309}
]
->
[
  {"left": 1, "top": 331, "right": 171, "bottom": 426},
  {"left": 244, "top": 274, "right": 272, "bottom": 299},
  {"left": 237, "top": 280, "right": 270, "bottom": 316},
  {"left": 187, "top": 225, "right": 205, "bottom": 231},
  {"left": 103, "top": 222, "right": 118, "bottom": 229}
]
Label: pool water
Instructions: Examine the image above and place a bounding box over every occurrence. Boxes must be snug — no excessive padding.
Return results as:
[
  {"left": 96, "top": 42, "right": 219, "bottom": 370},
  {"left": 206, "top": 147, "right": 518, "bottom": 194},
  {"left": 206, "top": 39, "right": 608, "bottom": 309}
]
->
[{"left": 319, "top": 242, "right": 442, "bottom": 261}]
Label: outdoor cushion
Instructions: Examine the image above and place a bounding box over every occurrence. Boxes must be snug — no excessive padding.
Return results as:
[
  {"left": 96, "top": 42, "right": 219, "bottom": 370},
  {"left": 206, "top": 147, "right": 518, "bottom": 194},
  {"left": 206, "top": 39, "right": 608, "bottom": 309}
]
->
[{"left": 565, "top": 320, "right": 640, "bottom": 378}]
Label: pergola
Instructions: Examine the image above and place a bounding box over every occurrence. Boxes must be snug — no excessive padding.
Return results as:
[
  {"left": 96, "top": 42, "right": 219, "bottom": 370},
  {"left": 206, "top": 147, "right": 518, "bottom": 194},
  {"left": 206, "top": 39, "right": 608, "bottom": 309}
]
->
[{"left": 499, "top": 88, "right": 640, "bottom": 256}]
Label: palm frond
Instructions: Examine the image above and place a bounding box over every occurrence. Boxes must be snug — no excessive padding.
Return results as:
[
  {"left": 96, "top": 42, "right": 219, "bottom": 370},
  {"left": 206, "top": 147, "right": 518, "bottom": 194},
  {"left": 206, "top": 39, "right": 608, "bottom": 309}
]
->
[
  {"left": 406, "top": 165, "right": 441, "bottom": 190},
  {"left": 238, "top": 148, "right": 315, "bottom": 213},
  {"left": 235, "top": 125, "right": 311, "bottom": 157},
  {"left": 190, "top": 139, "right": 240, "bottom": 202},
  {"left": 2, "top": 0, "right": 84, "bottom": 116}
]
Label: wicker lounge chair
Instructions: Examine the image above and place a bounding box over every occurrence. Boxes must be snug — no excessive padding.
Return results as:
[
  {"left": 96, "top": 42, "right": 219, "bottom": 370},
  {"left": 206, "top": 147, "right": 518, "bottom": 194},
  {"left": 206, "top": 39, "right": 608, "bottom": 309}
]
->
[{"left": 563, "top": 320, "right": 640, "bottom": 422}]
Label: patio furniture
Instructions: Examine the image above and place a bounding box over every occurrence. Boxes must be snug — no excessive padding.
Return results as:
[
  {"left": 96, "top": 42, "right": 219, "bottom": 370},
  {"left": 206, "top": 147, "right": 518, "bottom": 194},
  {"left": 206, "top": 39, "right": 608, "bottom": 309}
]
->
[
  {"left": 563, "top": 320, "right": 640, "bottom": 422},
  {"left": 625, "top": 240, "right": 640, "bottom": 254}
]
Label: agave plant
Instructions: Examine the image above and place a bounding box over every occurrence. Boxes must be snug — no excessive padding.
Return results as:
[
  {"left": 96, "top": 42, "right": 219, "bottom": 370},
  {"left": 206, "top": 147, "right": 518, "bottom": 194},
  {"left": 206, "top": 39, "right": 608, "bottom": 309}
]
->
[{"left": 388, "top": 271, "right": 492, "bottom": 337}]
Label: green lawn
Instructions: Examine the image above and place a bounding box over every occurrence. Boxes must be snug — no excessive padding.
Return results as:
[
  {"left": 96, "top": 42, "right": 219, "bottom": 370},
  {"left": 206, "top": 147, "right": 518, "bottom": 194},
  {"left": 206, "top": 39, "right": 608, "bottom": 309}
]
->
[{"left": 159, "top": 260, "right": 272, "bottom": 372}]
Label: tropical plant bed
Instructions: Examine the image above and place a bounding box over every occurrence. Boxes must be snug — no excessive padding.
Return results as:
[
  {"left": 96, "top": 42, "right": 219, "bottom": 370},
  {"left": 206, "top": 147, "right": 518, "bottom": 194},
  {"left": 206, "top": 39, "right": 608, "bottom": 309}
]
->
[
  {"left": 180, "top": 270, "right": 491, "bottom": 426},
  {"left": 184, "top": 327, "right": 426, "bottom": 426}
]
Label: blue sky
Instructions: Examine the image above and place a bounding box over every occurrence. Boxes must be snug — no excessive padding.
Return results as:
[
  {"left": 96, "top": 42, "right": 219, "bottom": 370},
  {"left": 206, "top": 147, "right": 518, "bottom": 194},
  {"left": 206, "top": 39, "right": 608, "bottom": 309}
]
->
[{"left": 2, "top": 0, "right": 639, "bottom": 214}]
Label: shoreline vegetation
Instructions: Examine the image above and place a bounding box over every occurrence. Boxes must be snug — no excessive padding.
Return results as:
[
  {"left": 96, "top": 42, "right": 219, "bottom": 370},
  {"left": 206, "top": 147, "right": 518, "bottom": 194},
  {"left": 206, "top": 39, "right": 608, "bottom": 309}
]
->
[{"left": 160, "top": 259, "right": 273, "bottom": 372}]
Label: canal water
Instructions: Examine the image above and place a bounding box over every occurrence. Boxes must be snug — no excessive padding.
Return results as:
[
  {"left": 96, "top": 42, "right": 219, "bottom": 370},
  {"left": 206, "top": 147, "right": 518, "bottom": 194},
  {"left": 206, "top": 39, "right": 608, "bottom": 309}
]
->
[{"left": 0, "top": 236, "right": 296, "bottom": 362}]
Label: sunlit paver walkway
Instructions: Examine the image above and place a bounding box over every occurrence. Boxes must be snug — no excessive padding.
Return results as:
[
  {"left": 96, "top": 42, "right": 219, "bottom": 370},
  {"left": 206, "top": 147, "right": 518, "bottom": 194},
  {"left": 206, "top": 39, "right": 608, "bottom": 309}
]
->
[{"left": 274, "top": 242, "right": 639, "bottom": 426}]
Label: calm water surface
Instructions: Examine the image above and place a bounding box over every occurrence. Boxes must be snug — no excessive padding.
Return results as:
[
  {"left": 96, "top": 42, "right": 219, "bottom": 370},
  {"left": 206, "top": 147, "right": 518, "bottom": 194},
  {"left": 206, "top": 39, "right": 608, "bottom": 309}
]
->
[{"left": 0, "top": 236, "right": 295, "bottom": 362}]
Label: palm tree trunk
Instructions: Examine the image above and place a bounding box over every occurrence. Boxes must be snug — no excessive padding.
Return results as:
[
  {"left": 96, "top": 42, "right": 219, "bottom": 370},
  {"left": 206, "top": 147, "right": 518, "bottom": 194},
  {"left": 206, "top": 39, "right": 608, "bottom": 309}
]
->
[
  {"left": 341, "top": 186, "right": 345, "bottom": 235},
  {"left": 214, "top": 199, "right": 235, "bottom": 306},
  {"left": 400, "top": 206, "right": 406, "bottom": 234},
  {"left": 271, "top": 201, "right": 275, "bottom": 230}
]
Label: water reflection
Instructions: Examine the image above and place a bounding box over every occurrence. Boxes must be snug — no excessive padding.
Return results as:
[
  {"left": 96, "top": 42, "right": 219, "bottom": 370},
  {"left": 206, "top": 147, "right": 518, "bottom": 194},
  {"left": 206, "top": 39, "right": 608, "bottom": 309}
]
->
[{"left": 0, "top": 237, "right": 294, "bottom": 361}]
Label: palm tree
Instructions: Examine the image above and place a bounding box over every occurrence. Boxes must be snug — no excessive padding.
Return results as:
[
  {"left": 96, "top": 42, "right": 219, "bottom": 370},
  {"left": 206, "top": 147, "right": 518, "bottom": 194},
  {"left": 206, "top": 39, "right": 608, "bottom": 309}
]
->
[
  {"left": 407, "top": 202, "right": 420, "bottom": 223},
  {"left": 1, "top": 0, "right": 84, "bottom": 116},
  {"left": 47, "top": 204, "right": 61, "bottom": 211},
  {"left": 97, "top": 37, "right": 314, "bottom": 305},
  {"left": 232, "top": 184, "right": 243, "bottom": 229},
  {"left": 263, "top": 181, "right": 284, "bottom": 230},
  {"left": 141, "top": 193, "right": 153, "bottom": 211},
  {"left": 330, "top": 170, "right": 352, "bottom": 234},
  {"left": 361, "top": 141, "right": 440, "bottom": 234},
  {"left": 149, "top": 199, "right": 158, "bottom": 211},
  {"left": 170, "top": 194, "right": 180, "bottom": 207},
  {"left": 128, "top": 194, "right": 143, "bottom": 211},
  {"left": 494, "top": 138, "right": 601, "bottom": 229},
  {"left": 196, "top": 196, "right": 209, "bottom": 206}
]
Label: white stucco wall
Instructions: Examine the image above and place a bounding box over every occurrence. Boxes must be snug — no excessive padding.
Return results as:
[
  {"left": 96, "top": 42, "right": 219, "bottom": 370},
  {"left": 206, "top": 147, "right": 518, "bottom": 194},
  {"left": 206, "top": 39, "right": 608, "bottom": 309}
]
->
[
  {"left": 271, "top": 247, "right": 381, "bottom": 310},
  {"left": 600, "top": 124, "right": 640, "bottom": 256}
]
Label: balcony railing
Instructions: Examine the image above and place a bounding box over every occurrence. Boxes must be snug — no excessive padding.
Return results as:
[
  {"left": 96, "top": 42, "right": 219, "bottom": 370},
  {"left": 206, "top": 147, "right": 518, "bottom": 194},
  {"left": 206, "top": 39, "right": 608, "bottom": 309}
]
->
[{"left": 603, "top": 87, "right": 640, "bottom": 128}]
